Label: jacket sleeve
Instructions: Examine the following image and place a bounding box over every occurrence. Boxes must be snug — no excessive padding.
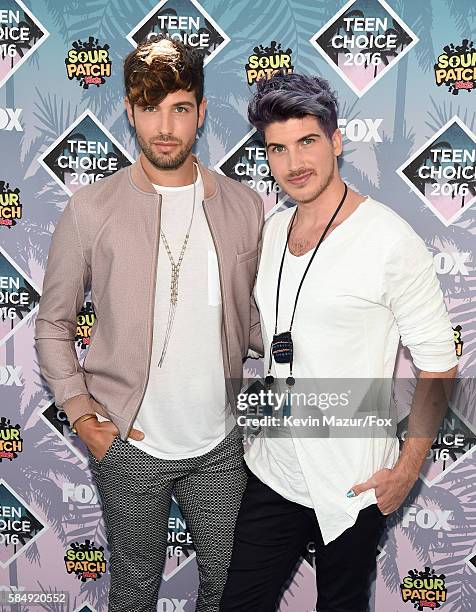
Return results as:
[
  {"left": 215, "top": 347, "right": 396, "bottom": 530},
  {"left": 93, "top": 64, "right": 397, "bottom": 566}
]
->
[
  {"left": 34, "top": 196, "right": 94, "bottom": 426},
  {"left": 248, "top": 193, "right": 265, "bottom": 358}
]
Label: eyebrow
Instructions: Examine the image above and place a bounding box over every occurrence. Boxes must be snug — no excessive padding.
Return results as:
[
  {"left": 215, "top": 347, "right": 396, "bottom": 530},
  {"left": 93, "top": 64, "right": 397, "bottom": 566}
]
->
[
  {"left": 266, "top": 133, "right": 321, "bottom": 150},
  {"left": 139, "top": 101, "right": 195, "bottom": 108}
]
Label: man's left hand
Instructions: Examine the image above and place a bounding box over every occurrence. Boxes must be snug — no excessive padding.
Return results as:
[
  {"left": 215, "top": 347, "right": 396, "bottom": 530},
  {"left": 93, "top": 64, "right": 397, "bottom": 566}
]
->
[{"left": 347, "top": 468, "right": 417, "bottom": 515}]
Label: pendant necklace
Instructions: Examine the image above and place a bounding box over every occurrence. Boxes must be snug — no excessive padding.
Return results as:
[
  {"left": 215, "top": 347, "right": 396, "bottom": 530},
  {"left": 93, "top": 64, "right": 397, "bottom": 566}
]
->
[
  {"left": 157, "top": 162, "right": 198, "bottom": 367},
  {"left": 265, "top": 182, "right": 348, "bottom": 390}
]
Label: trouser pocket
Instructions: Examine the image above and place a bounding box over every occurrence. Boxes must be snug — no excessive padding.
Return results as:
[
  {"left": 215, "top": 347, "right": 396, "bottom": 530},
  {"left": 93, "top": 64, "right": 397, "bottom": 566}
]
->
[{"left": 87, "top": 434, "right": 120, "bottom": 468}]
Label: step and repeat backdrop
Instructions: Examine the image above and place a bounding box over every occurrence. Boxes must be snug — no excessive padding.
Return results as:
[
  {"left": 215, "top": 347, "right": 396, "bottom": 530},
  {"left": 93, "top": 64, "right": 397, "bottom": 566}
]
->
[{"left": 0, "top": 0, "right": 475, "bottom": 610}]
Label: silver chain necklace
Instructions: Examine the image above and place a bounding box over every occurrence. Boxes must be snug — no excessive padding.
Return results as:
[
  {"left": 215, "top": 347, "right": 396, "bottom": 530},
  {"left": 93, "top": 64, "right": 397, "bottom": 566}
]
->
[{"left": 157, "top": 162, "right": 197, "bottom": 367}]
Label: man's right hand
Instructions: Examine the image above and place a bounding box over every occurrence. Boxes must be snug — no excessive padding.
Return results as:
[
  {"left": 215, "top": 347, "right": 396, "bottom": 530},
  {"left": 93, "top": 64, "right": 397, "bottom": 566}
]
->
[{"left": 75, "top": 417, "right": 144, "bottom": 462}]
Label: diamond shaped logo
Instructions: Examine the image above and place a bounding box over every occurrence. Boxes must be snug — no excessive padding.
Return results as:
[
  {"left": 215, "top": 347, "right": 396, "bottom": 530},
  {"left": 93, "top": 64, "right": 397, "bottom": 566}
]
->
[
  {"left": 397, "top": 116, "right": 476, "bottom": 226},
  {"left": 126, "top": 0, "right": 230, "bottom": 65},
  {"left": 464, "top": 549, "right": 476, "bottom": 574},
  {"left": 38, "top": 110, "right": 134, "bottom": 197},
  {"left": 162, "top": 496, "right": 196, "bottom": 580},
  {"left": 376, "top": 545, "right": 386, "bottom": 561},
  {"left": 38, "top": 398, "right": 88, "bottom": 464},
  {"left": 310, "top": 0, "right": 418, "bottom": 97},
  {"left": 215, "top": 128, "right": 288, "bottom": 218},
  {"left": 0, "top": 0, "right": 49, "bottom": 90},
  {"left": 73, "top": 605, "right": 97, "bottom": 612},
  {"left": 397, "top": 405, "right": 476, "bottom": 488},
  {"left": 0, "top": 247, "right": 40, "bottom": 346},
  {"left": 0, "top": 479, "right": 48, "bottom": 568}
]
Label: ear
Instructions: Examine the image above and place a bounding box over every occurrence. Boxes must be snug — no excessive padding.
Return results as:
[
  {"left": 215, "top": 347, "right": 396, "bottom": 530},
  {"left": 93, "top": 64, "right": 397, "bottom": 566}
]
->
[
  {"left": 124, "top": 96, "right": 135, "bottom": 128},
  {"left": 331, "top": 127, "right": 343, "bottom": 157},
  {"left": 197, "top": 97, "right": 207, "bottom": 129}
]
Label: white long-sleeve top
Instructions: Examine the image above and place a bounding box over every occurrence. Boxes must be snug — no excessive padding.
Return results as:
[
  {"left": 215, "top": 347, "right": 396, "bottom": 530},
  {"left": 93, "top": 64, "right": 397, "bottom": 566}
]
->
[{"left": 245, "top": 195, "right": 458, "bottom": 544}]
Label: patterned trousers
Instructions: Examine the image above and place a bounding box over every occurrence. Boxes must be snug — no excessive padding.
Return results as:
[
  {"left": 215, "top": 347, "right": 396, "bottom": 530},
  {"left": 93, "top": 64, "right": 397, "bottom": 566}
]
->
[{"left": 87, "top": 425, "right": 247, "bottom": 612}]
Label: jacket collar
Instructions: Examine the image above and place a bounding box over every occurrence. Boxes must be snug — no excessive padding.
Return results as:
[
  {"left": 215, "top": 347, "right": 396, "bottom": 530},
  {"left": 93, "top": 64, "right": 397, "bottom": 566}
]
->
[{"left": 130, "top": 152, "right": 218, "bottom": 199}]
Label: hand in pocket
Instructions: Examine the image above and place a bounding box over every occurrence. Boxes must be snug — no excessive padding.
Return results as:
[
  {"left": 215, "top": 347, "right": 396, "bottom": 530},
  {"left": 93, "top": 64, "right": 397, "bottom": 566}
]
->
[{"left": 76, "top": 419, "right": 119, "bottom": 462}]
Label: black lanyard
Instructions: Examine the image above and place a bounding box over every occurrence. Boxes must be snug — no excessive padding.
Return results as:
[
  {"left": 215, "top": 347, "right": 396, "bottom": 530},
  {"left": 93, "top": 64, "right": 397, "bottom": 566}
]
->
[{"left": 265, "top": 183, "right": 348, "bottom": 388}]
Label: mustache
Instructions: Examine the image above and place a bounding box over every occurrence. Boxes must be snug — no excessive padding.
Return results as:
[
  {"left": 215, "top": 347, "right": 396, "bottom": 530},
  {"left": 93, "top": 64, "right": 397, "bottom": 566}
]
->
[
  {"left": 287, "top": 169, "right": 315, "bottom": 179},
  {"left": 151, "top": 135, "right": 182, "bottom": 144}
]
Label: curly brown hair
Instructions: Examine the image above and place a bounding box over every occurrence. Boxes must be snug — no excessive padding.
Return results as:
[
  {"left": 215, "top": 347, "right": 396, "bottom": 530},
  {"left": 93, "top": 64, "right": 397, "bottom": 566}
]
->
[{"left": 124, "top": 36, "right": 204, "bottom": 108}]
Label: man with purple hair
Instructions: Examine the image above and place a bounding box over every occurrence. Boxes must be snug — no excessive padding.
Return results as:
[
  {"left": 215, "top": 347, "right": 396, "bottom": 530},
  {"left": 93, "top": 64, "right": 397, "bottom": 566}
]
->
[{"left": 219, "top": 73, "right": 458, "bottom": 611}]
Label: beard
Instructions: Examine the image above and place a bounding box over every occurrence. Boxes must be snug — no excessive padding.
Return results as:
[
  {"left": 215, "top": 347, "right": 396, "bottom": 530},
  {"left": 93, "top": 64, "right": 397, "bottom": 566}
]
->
[
  {"left": 137, "top": 131, "right": 195, "bottom": 171},
  {"left": 292, "top": 166, "right": 334, "bottom": 204}
]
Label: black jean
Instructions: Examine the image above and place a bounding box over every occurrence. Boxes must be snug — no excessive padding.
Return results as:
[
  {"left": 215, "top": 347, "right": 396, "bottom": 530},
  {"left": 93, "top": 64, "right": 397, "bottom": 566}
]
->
[{"left": 219, "top": 464, "right": 386, "bottom": 612}]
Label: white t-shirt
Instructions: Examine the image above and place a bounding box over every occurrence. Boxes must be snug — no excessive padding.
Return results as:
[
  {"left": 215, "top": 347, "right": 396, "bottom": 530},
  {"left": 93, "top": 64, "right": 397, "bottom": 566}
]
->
[
  {"left": 245, "top": 195, "right": 458, "bottom": 544},
  {"left": 124, "top": 167, "right": 234, "bottom": 459}
]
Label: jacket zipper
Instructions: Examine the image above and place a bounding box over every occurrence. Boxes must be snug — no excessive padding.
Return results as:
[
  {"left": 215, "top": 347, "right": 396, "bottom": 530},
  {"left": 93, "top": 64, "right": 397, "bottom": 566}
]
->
[{"left": 124, "top": 193, "right": 162, "bottom": 438}]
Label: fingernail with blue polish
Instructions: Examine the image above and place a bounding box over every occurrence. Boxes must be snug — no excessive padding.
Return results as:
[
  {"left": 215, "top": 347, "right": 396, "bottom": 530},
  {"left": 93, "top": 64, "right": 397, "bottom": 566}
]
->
[{"left": 346, "top": 489, "right": 356, "bottom": 498}]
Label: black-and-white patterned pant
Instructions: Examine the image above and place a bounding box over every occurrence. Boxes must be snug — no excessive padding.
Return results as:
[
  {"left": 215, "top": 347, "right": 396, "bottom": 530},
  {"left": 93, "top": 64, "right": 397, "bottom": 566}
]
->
[{"left": 87, "top": 425, "right": 247, "bottom": 612}]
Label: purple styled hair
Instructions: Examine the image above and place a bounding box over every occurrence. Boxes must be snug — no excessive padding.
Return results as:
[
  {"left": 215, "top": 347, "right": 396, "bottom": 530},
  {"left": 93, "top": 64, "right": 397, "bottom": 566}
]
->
[{"left": 248, "top": 73, "right": 339, "bottom": 140}]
